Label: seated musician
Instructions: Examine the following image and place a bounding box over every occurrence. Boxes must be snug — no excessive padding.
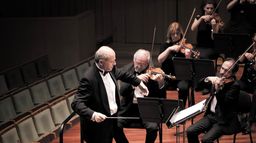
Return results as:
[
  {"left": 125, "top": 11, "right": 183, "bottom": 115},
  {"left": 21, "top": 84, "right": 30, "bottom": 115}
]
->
[
  {"left": 186, "top": 58, "right": 241, "bottom": 143},
  {"left": 158, "top": 21, "right": 192, "bottom": 107},
  {"left": 116, "top": 49, "right": 166, "bottom": 143},
  {"left": 238, "top": 34, "right": 256, "bottom": 133}
]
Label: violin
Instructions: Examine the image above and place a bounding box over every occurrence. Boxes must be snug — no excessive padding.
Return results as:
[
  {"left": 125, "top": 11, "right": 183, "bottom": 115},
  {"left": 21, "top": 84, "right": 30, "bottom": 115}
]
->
[
  {"left": 178, "top": 39, "right": 200, "bottom": 59},
  {"left": 146, "top": 67, "right": 176, "bottom": 80}
]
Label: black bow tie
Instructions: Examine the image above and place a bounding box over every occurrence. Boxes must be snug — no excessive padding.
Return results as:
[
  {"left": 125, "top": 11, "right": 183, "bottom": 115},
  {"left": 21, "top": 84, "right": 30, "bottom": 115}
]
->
[{"left": 99, "top": 69, "right": 108, "bottom": 76}]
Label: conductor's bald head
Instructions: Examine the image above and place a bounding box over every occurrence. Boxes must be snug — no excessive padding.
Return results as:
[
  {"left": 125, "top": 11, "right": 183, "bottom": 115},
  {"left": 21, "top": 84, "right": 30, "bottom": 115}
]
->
[{"left": 95, "top": 46, "right": 116, "bottom": 71}]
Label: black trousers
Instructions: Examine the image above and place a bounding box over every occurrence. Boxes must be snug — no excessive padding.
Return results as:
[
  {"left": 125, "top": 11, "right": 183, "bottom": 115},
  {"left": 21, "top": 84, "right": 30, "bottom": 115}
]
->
[{"left": 186, "top": 114, "right": 241, "bottom": 143}]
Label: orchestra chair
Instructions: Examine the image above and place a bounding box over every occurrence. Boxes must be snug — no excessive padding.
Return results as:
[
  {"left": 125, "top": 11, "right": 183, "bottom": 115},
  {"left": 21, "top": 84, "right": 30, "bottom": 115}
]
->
[{"left": 217, "top": 90, "right": 253, "bottom": 143}]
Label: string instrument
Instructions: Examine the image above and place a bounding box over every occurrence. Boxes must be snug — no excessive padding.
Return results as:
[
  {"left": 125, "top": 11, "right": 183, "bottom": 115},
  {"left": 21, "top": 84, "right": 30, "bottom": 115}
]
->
[
  {"left": 146, "top": 67, "right": 176, "bottom": 80},
  {"left": 203, "top": 75, "right": 234, "bottom": 111},
  {"left": 244, "top": 34, "right": 256, "bottom": 83},
  {"left": 179, "top": 8, "right": 200, "bottom": 58},
  {"left": 178, "top": 39, "right": 200, "bottom": 59},
  {"left": 148, "top": 26, "right": 176, "bottom": 81}
]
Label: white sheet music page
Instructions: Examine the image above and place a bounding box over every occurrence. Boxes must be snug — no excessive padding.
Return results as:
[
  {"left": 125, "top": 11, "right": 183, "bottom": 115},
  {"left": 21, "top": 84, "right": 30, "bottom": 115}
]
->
[{"left": 169, "top": 99, "right": 207, "bottom": 125}]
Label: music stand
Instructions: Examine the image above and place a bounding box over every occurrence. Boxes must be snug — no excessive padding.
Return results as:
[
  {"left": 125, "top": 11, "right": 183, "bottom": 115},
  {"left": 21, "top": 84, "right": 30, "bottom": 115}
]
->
[
  {"left": 173, "top": 57, "right": 215, "bottom": 106},
  {"left": 213, "top": 33, "right": 251, "bottom": 58},
  {"left": 137, "top": 97, "right": 180, "bottom": 143}
]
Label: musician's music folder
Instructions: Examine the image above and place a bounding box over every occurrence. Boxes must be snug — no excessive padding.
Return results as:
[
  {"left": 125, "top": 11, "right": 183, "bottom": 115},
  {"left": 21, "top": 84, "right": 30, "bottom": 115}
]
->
[{"left": 166, "top": 99, "right": 207, "bottom": 128}]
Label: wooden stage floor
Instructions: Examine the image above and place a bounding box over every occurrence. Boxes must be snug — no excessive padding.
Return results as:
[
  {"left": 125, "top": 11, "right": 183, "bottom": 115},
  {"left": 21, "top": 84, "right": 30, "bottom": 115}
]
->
[{"left": 51, "top": 90, "right": 256, "bottom": 143}]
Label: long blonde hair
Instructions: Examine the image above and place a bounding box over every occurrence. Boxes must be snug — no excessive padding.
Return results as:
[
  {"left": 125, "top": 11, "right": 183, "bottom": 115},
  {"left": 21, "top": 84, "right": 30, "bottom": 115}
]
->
[{"left": 166, "top": 22, "right": 184, "bottom": 43}]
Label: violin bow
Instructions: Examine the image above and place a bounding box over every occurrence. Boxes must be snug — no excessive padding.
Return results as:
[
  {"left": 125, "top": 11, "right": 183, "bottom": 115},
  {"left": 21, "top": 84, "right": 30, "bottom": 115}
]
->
[
  {"left": 213, "top": 0, "right": 223, "bottom": 14},
  {"left": 224, "top": 41, "right": 256, "bottom": 76},
  {"left": 182, "top": 8, "right": 196, "bottom": 41},
  {"left": 150, "top": 25, "right": 157, "bottom": 67}
]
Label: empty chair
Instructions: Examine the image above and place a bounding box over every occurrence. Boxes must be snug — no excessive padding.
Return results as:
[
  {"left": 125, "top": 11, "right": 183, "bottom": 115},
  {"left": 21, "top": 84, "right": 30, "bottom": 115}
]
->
[
  {"left": 32, "top": 106, "right": 56, "bottom": 135},
  {"left": 49, "top": 97, "right": 71, "bottom": 125},
  {"left": 76, "top": 62, "right": 90, "bottom": 80},
  {"left": 89, "top": 58, "right": 94, "bottom": 66},
  {"left": 31, "top": 105, "right": 56, "bottom": 142},
  {"left": 66, "top": 93, "right": 75, "bottom": 113},
  {"left": 35, "top": 55, "right": 52, "bottom": 77},
  {"left": 0, "top": 122, "right": 21, "bottom": 143},
  {"left": 20, "top": 62, "right": 39, "bottom": 84},
  {"left": 15, "top": 115, "right": 40, "bottom": 143},
  {"left": 47, "top": 75, "right": 66, "bottom": 97},
  {"left": 12, "top": 89, "right": 34, "bottom": 114},
  {"left": 30, "top": 81, "right": 52, "bottom": 105},
  {"left": 0, "top": 74, "right": 8, "bottom": 95},
  {"left": 5, "top": 67, "right": 24, "bottom": 90},
  {"left": 62, "top": 68, "right": 79, "bottom": 91},
  {"left": 0, "top": 96, "right": 17, "bottom": 122}
]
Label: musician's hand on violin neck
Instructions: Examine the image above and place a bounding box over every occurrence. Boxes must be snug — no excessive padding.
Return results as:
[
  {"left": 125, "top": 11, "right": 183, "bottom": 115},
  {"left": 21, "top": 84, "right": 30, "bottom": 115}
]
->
[
  {"left": 169, "top": 45, "right": 181, "bottom": 53},
  {"left": 201, "top": 15, "right": 213, "bottom": 22},
  {"left": 245, "top": 52, "right": 255, "bottom": 61},
  {"left": 137, "top": 73, "right": 150, "bottom": 83}
]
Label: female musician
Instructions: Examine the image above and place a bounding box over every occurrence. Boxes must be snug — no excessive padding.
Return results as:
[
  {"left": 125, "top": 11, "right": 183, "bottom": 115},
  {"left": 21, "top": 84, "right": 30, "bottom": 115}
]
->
[
  {"left": 224, "top": 0, "right": 255, "bottom": 35},
  {"left": 238, "top": 34, "right": 256, "bottom": 133},
  {"left": 187, "top": 58, "right": 241, "bottom": 143},
  {"left": 191, "top": 0, "right": 223, "bottom": 59},
  {"left": 158, "top": 21, "right": 192, "bottom": 107}
]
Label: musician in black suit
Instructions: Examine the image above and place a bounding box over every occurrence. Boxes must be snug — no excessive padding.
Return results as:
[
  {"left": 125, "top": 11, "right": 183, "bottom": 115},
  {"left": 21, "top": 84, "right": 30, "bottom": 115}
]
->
[
  {"left": 238, "top": 36, "right": 256, "bottom": 133},
  {"left": 117, "top": 49, "right": 166, "bottom": 143},
  {"left": 71, "top": 46, "right": 149, "bottom": 143},
  {"left": 186, "top": 58, "right": 241, "bottom": 143}
]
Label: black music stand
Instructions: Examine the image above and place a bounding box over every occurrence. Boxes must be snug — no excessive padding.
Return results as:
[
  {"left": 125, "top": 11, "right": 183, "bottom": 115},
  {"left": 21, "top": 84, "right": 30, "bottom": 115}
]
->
[
  {"left": 213, "top": 33, "right": 251, "bottom": 58},
  {"left": 137, "top": 97, "right": 180, "bottom": 143},
  {"left": 173, "top": 57, "right": 215, "bottom": 106}
]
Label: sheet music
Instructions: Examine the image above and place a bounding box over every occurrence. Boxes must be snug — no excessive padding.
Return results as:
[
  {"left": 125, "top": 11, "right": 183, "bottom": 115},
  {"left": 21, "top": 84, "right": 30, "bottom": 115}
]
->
[{"left": 169, "top": 99, "right": 207, "bottom": 125}]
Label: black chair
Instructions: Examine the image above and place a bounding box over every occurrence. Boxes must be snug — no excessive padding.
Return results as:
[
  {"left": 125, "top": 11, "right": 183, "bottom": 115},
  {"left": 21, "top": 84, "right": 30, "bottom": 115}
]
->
[
  {"left": 233, "top": 90, "right": 253, "bottom": 143},
  {"left": 218, "top": 90, "right": 253, "bottom": 143}
]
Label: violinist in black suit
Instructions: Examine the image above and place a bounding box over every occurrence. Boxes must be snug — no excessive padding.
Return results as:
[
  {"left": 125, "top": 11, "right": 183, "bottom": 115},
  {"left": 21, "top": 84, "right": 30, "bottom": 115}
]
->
[
  {"left": 238, "top": 34, "right": 256, "bottom": 133},
  {"left": 117, "top": 49, "right": 166, "bottom": 143},
  {"left": 71, "top": 46, "right": 149, "bottom": 143},
  {"left": 186, "top": 58, "right": 241, "bottom": 143}
]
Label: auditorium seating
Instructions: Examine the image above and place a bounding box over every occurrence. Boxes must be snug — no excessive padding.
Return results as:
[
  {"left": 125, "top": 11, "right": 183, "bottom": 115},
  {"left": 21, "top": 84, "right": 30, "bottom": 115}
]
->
[
  {"left": 12, "top": 89, "right": 34, "bottom": 114},
  {"left": 0, "top": 56, "right": 93, "bottom": 143},
  {"left": 76, "top": 62, "right": 90, "bottom": 80},
  {"left": 62, "top": 68, "right": 79, "bottom": 91},
  {"left": 0, "top": 75, "right": 8, "bottom": 96},
  {"left": 0, "top": 121, "right": 20, "bottom": 143},
  {"left": 15, "top": 114, "right": 40, "bottom": 143},
  {"left": 5, "top": 67, "right": 25, "bottom": 90},
  {"left": 21, "top": 62, "right": 39, "bottom": 84},
  {"left": 30, "top": 81, "right": 52, "bottom": 105},
  {"left": 47, "top": 75, "right": 66, "bottom": 98},
  {"left": 0, "top": 96, "right": 17, "bottom": 123}
]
